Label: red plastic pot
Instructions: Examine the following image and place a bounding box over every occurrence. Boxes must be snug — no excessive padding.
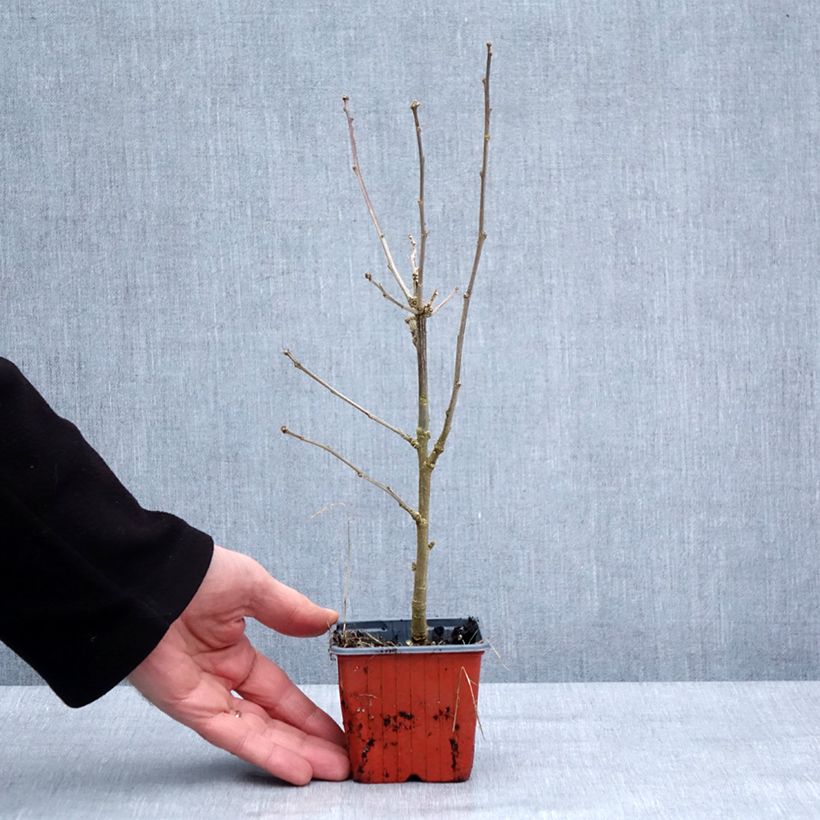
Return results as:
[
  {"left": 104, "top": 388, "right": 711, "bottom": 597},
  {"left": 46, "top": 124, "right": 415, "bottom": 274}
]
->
[{"left": 330, "top": 618, "right": 487, "bottom": 783}]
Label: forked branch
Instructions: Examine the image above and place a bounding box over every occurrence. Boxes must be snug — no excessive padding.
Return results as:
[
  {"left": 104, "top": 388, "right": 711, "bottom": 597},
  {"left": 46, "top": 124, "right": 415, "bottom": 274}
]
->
[
  {"left": 429, "top": 42, "right": 493, "bottom": 468},
  {"left": 429, "top": 287, "right": 459, "bottom": 316},
  {"left": 281, "top": 425, "right": 420, "bottom": 522}
]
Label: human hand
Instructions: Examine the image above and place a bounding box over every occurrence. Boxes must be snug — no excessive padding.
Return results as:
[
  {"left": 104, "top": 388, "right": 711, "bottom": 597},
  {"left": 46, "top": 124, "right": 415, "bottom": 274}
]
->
[{"left": 128, "top": 545, "right": 350, "bottom": 785}]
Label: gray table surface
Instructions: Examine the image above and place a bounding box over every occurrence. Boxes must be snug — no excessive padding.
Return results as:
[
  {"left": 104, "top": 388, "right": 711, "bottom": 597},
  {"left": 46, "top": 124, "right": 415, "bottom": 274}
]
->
[{"left": 1, "top": 682, "right": 819, "bottom": 819}]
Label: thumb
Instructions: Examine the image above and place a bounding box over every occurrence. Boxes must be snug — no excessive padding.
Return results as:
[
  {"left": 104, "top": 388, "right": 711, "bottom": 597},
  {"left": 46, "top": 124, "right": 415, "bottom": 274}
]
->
[{"left": 247, "top": 562, "right": 338, "bottom": 637}]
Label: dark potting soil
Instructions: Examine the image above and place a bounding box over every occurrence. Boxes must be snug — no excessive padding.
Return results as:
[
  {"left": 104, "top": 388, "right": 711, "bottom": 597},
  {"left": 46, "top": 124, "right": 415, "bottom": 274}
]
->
[{"left": 331, "top": 616, "right": 482, "bottom": 649}]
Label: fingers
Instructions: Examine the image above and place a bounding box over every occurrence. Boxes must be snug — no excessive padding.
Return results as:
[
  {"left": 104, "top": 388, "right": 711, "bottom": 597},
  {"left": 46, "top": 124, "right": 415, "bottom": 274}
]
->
[
  {"left": 199, "top": 703, "right": 350, "bottom": 785},
  {"left": 246, "top": 562, "right": 338, "bottom": 638},
  {"left": 211, "top": 545, "right": 337, "bottom": 637},
  {"left": 237, "top": 652, "right": 346, "bottom": 748},
  {"left": 181, "top": 546, "right": 349, "bottom": 783}
]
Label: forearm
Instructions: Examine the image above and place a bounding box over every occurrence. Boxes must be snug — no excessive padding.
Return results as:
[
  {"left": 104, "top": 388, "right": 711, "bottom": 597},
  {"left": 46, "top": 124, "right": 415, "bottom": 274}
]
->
[{"left": 0, "top": 358, "right": 213, "bottom": 706}]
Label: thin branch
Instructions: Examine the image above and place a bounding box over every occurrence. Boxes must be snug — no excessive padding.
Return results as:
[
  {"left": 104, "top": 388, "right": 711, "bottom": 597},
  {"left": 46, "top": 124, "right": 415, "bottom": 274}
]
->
[
  {"left": 410, "top": 100, "right": 428, "bottom": 300},
  {"left": 281, "top": 426, "right": 419, "bottom": 522},
  {"left": 429, "top": 42, "right": 493, "bottom": 469},
  {"left": 364, "top": 272, "right": 414, "bottom": 314},
  {"left": 342, "top": 96, "right": 413, "bottom": 304},
  {"left": 408, "top": 234, "right": 419, "bottom": 291},
  {"left": 283, "top": 349, "right": 415, "bottom": 445},
  {"left": 429, "top": 287, "right": 459, "bottom": 316}
]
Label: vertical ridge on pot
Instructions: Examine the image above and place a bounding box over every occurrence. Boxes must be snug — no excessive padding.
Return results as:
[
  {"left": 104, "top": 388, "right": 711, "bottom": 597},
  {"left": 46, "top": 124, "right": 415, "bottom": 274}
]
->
[
  {"left": 381, "top": 654, "right": 398, "bottom": 781},
  {"left": 424, "top": 650, "right": 443, "bottom": 781},
  {"left": 396, "top": 655, "right": 410, "bottom": 781},
  {"left": 408, "top": 654, "right": 425, "bottom": 780}
]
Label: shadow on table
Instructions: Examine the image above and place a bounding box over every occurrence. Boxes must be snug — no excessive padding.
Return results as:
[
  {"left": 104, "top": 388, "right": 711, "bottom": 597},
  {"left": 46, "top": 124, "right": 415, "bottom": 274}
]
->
[{"left": 117, "top": 758, "right": 298, "bottom": 789}]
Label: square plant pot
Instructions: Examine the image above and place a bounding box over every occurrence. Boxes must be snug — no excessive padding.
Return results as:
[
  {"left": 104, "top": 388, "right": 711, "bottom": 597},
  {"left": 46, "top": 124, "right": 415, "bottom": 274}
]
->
[{"left": 330, "top": 618, "right": 487, "bottom": 783}]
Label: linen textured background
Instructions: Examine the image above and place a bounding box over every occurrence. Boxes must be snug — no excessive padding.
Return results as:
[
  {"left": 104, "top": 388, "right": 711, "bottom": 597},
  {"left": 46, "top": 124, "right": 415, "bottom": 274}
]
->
[{"left": 1, "top": 1, "right": 817, "bottom": 686}]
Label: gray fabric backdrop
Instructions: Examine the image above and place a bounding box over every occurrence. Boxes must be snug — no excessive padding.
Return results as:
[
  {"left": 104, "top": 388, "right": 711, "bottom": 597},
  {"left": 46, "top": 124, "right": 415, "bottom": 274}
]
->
[{"left": 1, "top": 1, "right": 817, "bottom": 686}]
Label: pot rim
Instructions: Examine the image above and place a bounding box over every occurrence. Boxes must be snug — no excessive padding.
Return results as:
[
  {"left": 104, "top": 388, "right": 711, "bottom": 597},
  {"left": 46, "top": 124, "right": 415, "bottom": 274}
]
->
[{"left": 329, "top": 617, "right": 489, "bottom": 656}]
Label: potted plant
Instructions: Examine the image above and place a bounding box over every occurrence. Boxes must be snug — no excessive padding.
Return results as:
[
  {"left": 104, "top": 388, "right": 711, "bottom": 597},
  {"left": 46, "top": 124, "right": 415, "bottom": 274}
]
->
[{"left": 282, "top": 43, "right": 494, "bottom": 783}]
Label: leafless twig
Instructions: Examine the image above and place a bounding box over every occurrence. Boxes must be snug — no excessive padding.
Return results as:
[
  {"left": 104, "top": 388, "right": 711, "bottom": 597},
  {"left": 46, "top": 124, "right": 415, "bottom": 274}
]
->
[
  {"left": 283, "top": 349, "right": 414, "bottom": 445},
  {"left": 429, "top": 42, "right": 493, "bottom": 469},
  {"left": 342, "top": 96, "right": 413, "bottom": 305},
  {"left": 281, "top": 426, "right": 419, "bottom": 521},
  {"left": 429, "top": 287, "right": 459, "bottom": 316},
  {"left": 410, "top": 101, "right": 428, "bottom": 300},
  {"left": 408, "top": 234, "right": 419, "bottom": 291},
  {"left": 364, "top": 272, "right": 414, "bottom": 313}
]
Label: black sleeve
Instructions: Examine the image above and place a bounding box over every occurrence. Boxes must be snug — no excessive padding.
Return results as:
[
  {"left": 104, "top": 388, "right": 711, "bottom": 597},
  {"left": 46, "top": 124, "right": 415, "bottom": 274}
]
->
[{"left": 0, "top": 358, "right": 214, "bottom": 707}]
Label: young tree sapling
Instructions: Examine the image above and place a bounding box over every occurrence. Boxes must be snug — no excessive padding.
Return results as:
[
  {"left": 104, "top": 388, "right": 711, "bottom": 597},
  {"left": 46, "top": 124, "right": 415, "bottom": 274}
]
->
[{"left": 282, "top": 43, "right": 493, "bottom": 646}]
